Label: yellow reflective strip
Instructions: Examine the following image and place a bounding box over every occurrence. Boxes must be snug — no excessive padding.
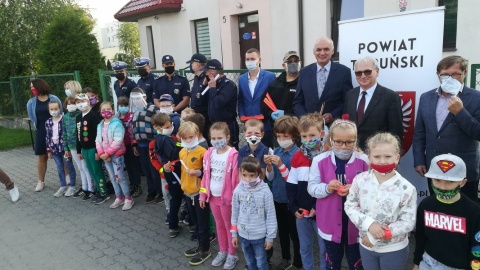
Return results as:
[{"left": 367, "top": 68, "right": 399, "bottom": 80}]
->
[{"left": 199, "top": 187, "right": 207, "bottom": 193}]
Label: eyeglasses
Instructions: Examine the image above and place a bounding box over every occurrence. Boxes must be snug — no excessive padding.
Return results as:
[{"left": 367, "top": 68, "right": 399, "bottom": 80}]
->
[
  {"left": 331, "top": 140, "right": 356, "bottom": 147},
  {"left": 354, "top": 70, "right": 373, "bottom": 77},
  {"left": 285, "top": 60, "right": 300, "bottom": 64},
  {"left": 439, "top": 73, "right": 463, "bottom": 80}
]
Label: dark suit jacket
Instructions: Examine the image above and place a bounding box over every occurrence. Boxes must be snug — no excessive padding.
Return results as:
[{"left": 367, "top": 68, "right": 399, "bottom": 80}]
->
[
  {"left": 413, "top": 86, "right": 480, "bottom": 182},
  {"left": 343, "top": 84, "right": 403, "bottom": 151},
  {"left": 293, "top": 61, "right": 352, "bottom": 118}
]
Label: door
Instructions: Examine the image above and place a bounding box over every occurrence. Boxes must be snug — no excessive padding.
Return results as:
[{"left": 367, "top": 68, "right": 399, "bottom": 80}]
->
[{"left": 238, "top": 13, "right": 260, "bottom": 69}]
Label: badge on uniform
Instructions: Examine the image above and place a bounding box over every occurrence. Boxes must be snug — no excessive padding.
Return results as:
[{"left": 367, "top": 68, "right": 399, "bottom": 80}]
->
[
  {"left": 174, "top": 89, "right": 180, "bottom": 94},
  {"left": 196, "top": 93, "right": 201, "bottom": 98}
]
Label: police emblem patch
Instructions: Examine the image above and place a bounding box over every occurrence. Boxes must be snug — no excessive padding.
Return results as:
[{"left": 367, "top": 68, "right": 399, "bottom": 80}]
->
[{"left": 174, "top": 89, "right": 180, "bottom": 94}]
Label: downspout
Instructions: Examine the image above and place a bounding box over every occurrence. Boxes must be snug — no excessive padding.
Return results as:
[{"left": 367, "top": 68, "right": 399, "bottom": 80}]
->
[{"left": 298, "top": 0, "right": 304, "bottom": 60}]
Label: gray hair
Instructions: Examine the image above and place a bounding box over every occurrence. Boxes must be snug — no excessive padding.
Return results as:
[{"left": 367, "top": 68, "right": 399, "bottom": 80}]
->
[
  {"left": 313, "top": 37, "right": 334, "bottom": 50},
  {"left": 354, "top": 56, "right": 379, "bottom": 70}
]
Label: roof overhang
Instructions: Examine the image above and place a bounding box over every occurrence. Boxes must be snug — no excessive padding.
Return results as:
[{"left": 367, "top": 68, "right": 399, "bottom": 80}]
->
[{"left": 114, "top": 0, "right": 182, "bottom": 22}]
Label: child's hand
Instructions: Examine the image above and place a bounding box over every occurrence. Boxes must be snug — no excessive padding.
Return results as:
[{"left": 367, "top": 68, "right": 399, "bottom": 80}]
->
[
  {"left": 294, "top": 208, "right": 304, "bottom": 219},
  {"left": 163, "top": 162, "right": 171, "bottom": 172},
  {"left": 361, "top": 235, "right": 374, "bottom": 248},
  {"left": 94, "top": 153, "right": 100, "bottom": 160},
  {"left": 368, "top": 223, "right": 385, "bottom": 239},
  {"left": 64, "top": 151, "right": 71, "bottom": 158},
  {"left": 105, "top": 157, "right": 111, "bottom": 163},
  {"left": 100, "top": 154, "right": 108, "bottom": 160},
  {"left": 308, "top": 208, "right": 316, "bottom": 218},
  {"left": 327, "top": 179, "right": 341, "bottom": 193},
  {"left": 412, "top": 265, "right": 419, "bottom": 270},
  {"left": 337, "top": 184, "right": 351, "bottom": 197},
  {"left": 232, "top": 237, "right": 238, "bottom": 248},
  {"left": 133, "top": 147, "right": 139, "bottom": 156},
  {"left": 199, "top": 200, "right": 206, "bottom": 209},
  {"left": 264, "top": 241, "right": 273, "bottom": 250},
  {"left": 187, "top": 169, "right": 198, "bottom": 176},
  {"left": 48, "top": 153, "right": 52, "bottom": 159},
  {"left": 271, "top": 155, "right": 283, "bottom": 167},
  {"left": 263, "top": 155, "right": 273, "bottom": 166},
  {"left": 78, "top": 153, "right": 84, "bottom": 160}
]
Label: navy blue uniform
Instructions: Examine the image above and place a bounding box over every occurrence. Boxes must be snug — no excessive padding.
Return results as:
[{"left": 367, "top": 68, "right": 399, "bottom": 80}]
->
[
  {"left": 190, "top": 73, "right": 209, "bottom": 117},
  {"left": 152, "top": 73, "right": 190, "bottom": 107},
  {"left": 114, "top": 77, "right": 137, "bottom": 99},
  {"left": 137, "top": 72, "right": 159, "bottom": 104}
]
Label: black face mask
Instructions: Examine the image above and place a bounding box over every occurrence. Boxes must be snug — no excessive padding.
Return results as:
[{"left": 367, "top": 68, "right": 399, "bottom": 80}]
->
[
  {"left": 165, "top": 66, "right": 175, "bottom": 75},
  {"left": 138, "top": 68, "right": 149, "bottom": 77},
  {"left": 115, "top": 73, "right": 125, "bottom": 81}
]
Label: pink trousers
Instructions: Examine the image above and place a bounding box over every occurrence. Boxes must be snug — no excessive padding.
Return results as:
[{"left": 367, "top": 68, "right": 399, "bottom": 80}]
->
[{"left": 209, "top": 195, "right": 236, "bottom": 255}]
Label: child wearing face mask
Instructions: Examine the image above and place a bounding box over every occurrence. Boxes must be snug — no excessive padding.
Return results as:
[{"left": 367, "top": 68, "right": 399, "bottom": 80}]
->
[
  {"left": 184, "top": 113, "right": 208, "bottom": 149},
  {"left": 84, "top": 87, "right": 101, "bottom": 117},
  {"left": 286, "top": 113, "right": 326, "bottom": 270},
  {"left": 308, "top": 116, "right": 368, "bottom": 270},
  {"left": 199, "top": 122, "right": 240, "bottom": 269},
  {"left": 45, "top": 100, "right": 77, "bottom": 197},
  {"left": 95, "top": 102, "right": 133, "bottom": 210},
  {"left": 231, "top": 156, "right": 277, "bottom": 270},
  {"left": 157, "top": 94, "right": 181, "bottom": 133},
  {"left": 116, "top": 96, "right": 142, "bottom": 198},
  {"left": 238, "top": 119, "right": 269, "bottom": 180},
  {"left": 263, "top": 115, "right": 302, "bottom": 270},
  {"left": 176, "top": 122, "right": 211, "bottom": 266},
  {"left": 413, "top": 154, "right": 480, "bottom": 270},
  {"left": 75, "top": 93, "right": 109, "bottom": 204},
  {"left": 345, "top": 133, "right": 417, "bottom": 270},
  {"left": 63, "top": 96, "right": 93, "bottom": 199},
  {"left": 151, "top": 113, "right": 183, "bottom": 238}
]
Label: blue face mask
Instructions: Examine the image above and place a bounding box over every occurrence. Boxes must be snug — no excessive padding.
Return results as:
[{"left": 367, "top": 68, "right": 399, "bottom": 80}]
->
[
  {"left": 118, "top": 106, "right": 129, "bottom": 114},
  {"left": 301, "top": 138, "right": 321, "bottom": 150}
]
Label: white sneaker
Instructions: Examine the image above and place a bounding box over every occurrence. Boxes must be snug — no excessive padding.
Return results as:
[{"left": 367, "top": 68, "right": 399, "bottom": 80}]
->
[
  {"left": 212, "top": 252, "right": 227, "bottom": 267},
  {"left": 64, "top": 186, "right": 76, "bottom": 197},
  {"left": 35, "top": 181, "right": 45, "bottom": 192},
  {"left": 54, "top": 187, "right": 68, "bottom": 197},
  {"left": 122, "top": 199, "right": 134, "bottom": 211},
  {"left": 9, "top": 186, "right": 19, "bottom": 202},
  {"left": 110, "top": 198, "right": 124, "bottom": 209},
  {"left": 223, "top": 254, "right": 239, "bottom": 270}
]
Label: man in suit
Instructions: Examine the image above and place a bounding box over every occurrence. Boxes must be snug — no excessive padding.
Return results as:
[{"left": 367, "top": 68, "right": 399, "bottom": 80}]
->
[
  {"left": 413, "top": 55, "right": 480, "bottom": 201},
  {"left": 293, "top": 37, "right": 352, "bottom": 124},
  {"left": 238, "top": 48, "right": 276, "bottom": 147},
  {"left": 343, "top": 56, "right": 403, "bottom": 151}
]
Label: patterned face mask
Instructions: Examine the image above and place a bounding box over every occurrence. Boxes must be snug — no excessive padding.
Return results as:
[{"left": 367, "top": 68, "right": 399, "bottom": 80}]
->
[{"left": 432, "top": 184, "right": 461, "bottom": 201}]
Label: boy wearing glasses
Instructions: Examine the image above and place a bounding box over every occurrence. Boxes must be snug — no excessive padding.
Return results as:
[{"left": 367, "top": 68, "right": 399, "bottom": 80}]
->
[{"left": 343, "top": 56, "right": 403, "bottom": 151}]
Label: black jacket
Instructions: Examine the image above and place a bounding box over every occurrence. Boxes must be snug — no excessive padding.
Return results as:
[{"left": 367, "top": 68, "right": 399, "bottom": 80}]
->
[
  {"left": 208, "top": 76, "right": 238, "bottom": 122},
  {"left": 261, "top": 72, "right": 298, "bottom": 117}
]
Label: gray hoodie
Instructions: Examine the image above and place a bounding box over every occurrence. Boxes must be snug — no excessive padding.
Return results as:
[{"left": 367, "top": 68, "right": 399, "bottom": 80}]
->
[{"left": 231, "top": 181, "right": 277, "bottom": 242}]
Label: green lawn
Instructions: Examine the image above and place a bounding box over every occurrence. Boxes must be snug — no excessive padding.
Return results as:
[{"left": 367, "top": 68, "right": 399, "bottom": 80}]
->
[{"left": 0, "top": 127, "right": 32, "bottom": 150}]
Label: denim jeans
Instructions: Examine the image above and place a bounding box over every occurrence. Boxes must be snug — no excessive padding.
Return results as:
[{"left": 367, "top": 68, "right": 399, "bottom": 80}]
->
[
  {"left": 239, "top": 236, "right": 268, "bottom": 270},
  {"left": 52, "top": 152, "right": 76, "bottom": 187},
  {"left": 296, "top": 217, "right": 327, "bottom": 270},
  {"left": 104, "top": 155, "right": 130, "bottom": 197},
  {"left": 418, "top": 252, "right": 464, "bottom": 270},
  {"left": 359, "top": 245, "right": 408, "bottom": 270}
]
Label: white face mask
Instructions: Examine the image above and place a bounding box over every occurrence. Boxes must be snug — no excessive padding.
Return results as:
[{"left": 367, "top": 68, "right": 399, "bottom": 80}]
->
[
  {"left": 65, "top": 89, "right": 72, "bottom": 96},
  {"left": 277, "top": 139, "right": 294, "bottom": 149},
  {"left": 76, "top": 102, "right": 90, "bottom": 112},
  {"left": 66, "top": 104, "right": 77, "bottom": 112},
  {"left": 246, "top": 135, "right": 262, "bottom": 146},
  {"left": 161, "top": 126, "right": 174, "bottom": 136},
  {"left": 49, "top": 110, "right": 61, "bottom": 117},
  {"left": 245, "top": 61, "right": 258, "bottom": 71},
  {"left": 159, "top": 107, "right": 174, "bottom": 114},
  {"left": 181, "top": 138, "right": 199, "bottom": 149},
  {"left": 441, "top": 76, "right": 462, "bottom": 96}
]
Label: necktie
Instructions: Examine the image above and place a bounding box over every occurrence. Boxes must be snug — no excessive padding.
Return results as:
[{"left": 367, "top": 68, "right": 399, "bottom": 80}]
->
[
  {"left": 357, "top": 91, "right": 367, "bottom": 122},
  {"left": 317, "top": 67, "right": 327, "bottom": 99}
]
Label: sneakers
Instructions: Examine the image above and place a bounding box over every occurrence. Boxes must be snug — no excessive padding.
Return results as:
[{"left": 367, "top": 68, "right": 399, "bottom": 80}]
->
[
  {"left": 189, "top": 250, "right": 211, "bottom": 266},
  {"left": 9, "top": 186, "right": 19, "bottom": 202},
  {"left": 184, "top": 246, "right": 200, "bottom": 257},
  {"left": 280, "top": 259, "right": 292, "bottom": 270},
  {"left": 110, "top": 198, "right": 124, "bottom": 209},
  {"left": 169, "top": 226, "right": 182, "bottom": 238},
  {"left": 64, "top": 187, "right": 76, "bottom": 197},
  {"left": 210, "top": 233, "right": 217, "bottom": 243},
  {"left": 35, "top": 181, "right": 45, "bottom": 192},
  {"left": 189, "top": 226, "right": 196, "bottom": 233},
  {"left": 145, "top": 193, "right": 156, "bottom": 204},
  {"left": 155, "top": 195, "right": 165, "bottom": 204},
  {"left": 211, "top": 252, "right": 227, "bottom": 267},
  {"left": 131, "top": 185, "right": 143, "bottom": 198},
  {"left": 54, "top": 187, "right": 68, "bottom": 197},
  {"left": 82, "top": 191, "right": 93, "bottom": 201},
  {"left": 122, "top": 199, "right": 134, "bottom": 211},
  {"left": 90, "top": 193, "right": 100, "bottom": 203},
  {"left": 223, "top": 254, "right": 239, "bottom": 270},
  {"left": 93, "top": 195, "right": 110, "bottom": 205},
  {"left": 72, "top": 189, "right": 84, "bottom": 198}
]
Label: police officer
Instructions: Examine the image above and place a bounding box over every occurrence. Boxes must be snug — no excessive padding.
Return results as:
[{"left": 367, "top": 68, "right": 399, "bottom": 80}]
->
[
  {"left": 112, "top": 61, "right": 137, "bottom": 99},
  {"left": 152, "top": 55, "right": 190, "bottom": 112},
  {"left": 134, "top": 57, "right": 158, "bottom": 104},
  {"left": 186, "top": 53, "right": 210, "bottom": 137}
]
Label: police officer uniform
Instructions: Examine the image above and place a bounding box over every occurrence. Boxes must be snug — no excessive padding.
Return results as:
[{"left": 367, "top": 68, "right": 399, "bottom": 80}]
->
[
  {"left": 152, "top": 55, "right": 190, "bottom": 109},
  {"left": 112, "top": 61, "right": 137, "bottom": 99},
  {"left": 134, "top": 57, "right": 158, "bottom": 105},
  {"left": 186, "top": 54, "right": 210, "bottom": 136}
]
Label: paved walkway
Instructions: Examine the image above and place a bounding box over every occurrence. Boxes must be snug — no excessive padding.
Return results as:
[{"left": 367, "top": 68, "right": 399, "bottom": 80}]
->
[{"left": 0, "top": 147, "right": 415, "bottom": 270}]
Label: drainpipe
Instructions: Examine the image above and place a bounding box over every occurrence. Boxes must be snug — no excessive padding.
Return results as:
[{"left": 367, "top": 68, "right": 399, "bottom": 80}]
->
[{"left": 298, "top": 0, "right": 304, "bottom": 60}]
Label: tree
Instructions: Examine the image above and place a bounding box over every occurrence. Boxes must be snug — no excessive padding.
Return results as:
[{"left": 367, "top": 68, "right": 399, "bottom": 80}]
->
[
  {"left": 106, "top": 59, "right": 113, "bottom": 71},
  {"left": 36, "top": 5, "right": 104, "bottom": 89},
  {"left": 116, "top": 22, "right": 141, "bottom": 65}
]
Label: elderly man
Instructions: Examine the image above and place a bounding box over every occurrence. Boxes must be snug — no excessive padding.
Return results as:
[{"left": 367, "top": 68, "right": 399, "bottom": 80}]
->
[
  {"left": 293, "top": 37, "right": 352, "bottom": 124},
  {"left": 112, "top": 61, "right": 137, "bottom": 99},
  {"left": 413, "top": 55, "right": 480, "bottom": 201},
  {"left": 135, "top": 57, "right": 158, "bottom": 104},
  {"left": 343, "top": 56, "right": 403, "bottom": 151}
]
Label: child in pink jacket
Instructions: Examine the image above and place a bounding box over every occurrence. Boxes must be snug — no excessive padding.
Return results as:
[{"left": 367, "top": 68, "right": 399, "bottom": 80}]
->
[{"left": 199, "top": 122, "right": 240, "bottom": 269}]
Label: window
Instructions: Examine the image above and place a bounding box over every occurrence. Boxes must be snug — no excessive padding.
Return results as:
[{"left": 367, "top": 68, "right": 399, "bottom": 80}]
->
[
  {"left": 331, "top": 0, "right": 364, "bottom": 59},
  {"left": 439, "top": 0, "right": 457, "bottom": 50},
  {"left": 146, "top": 26, "right": 156, "bottom": 68},
  {"left": 194, "top": 19, "right": 211, "bottom": 59}
]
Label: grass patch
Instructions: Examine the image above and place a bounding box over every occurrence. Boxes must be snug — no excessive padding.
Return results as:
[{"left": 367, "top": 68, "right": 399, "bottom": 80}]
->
[{"left": 0, "top": 127, "right": 32, "bottom": 150}]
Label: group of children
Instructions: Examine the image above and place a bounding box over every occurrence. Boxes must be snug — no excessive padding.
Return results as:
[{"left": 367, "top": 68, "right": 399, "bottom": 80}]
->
[{"left": 40, "top": 85, "right": 480, "bottom": 270}]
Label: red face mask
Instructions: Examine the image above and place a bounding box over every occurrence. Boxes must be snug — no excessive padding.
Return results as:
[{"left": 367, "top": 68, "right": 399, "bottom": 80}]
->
[
  {"left": 31, "top": 88, "right": 38, "bottom": 96},
  {"left": 370, "top": 163, "right": 397, "bottom": 174}
]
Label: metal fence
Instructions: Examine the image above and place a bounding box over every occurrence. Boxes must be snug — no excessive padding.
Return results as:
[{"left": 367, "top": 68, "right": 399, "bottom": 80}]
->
[{"left": 0, "top": 71, "right": 80, "bottom": 117}]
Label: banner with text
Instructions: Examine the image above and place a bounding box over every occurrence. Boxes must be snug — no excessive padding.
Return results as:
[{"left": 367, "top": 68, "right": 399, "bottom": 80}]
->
[{"left": 338, "top": 7, "right": 445, "bottom": 202}]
